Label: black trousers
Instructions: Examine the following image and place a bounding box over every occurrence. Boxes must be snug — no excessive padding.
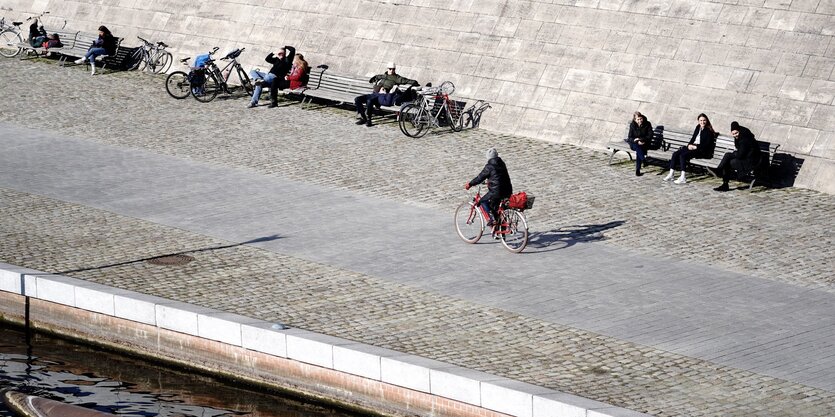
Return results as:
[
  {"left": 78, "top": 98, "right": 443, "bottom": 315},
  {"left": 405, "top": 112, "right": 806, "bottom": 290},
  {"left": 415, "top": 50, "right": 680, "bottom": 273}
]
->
[
  {"left": 269, "top": 79, "right": 291, "bottom": 104},
  {"left": 354, "top": 93, "right": 383, "bottom": 119},
  {"left": 716, "top": 152, "right": 748, "bottom": 182}
]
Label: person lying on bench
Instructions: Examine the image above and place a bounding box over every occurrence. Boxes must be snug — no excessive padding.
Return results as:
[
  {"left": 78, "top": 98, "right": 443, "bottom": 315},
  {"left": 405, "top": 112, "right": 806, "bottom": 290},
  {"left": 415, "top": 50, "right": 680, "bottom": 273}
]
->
[
  {"left": 354, "top": 62, "right": 418, "bottom": 127},
  {"left": 713, "top": 121, "right": 762, "bottom": 192},
  {"left": 74, "top": 26, "right": 116, "bottom": 76}
]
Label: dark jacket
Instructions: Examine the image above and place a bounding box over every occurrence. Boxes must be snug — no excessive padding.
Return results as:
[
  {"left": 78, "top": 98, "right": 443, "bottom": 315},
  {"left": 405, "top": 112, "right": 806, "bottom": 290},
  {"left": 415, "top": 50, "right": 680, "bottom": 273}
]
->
[
  {"left": 688, "top": 126, "right": 716, "bottom": 159},
  {"left": 369, "top": 73, "right": 418, "bottom": 93},
  {"left": 733, "top": 125, "right": 762, "bottom": 171},
  {"left": 469, "top": 157, "right": 512, "bottom": 199},
  {"left": 266, "top": 46, "right": 295, "bottom": 77},
  {"left": 628, "top": 120, "right": 653, "bottom": 150},
  {"left": 92, "top": 33, "right": 117, "bottom": 55}
]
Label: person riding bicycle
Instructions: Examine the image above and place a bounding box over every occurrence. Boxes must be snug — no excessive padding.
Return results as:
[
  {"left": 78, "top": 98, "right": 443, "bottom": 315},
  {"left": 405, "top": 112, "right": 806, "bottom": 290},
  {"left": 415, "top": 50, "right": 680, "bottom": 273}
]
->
[{"left": 464, "top": 148, "right": 512, "bottom": 228}]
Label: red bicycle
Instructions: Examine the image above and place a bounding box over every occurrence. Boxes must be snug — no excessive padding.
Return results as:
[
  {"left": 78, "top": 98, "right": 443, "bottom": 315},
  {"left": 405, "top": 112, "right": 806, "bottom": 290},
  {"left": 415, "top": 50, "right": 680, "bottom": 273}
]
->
[{"left": 454, "top": 186, "right": 533, "bottom": 253}]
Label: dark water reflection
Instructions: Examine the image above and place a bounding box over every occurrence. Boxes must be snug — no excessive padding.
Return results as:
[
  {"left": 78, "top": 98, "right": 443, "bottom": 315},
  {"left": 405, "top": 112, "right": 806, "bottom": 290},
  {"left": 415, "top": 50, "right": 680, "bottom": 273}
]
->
[{"left": 0, "top": 325, "right": 360, "bottom": 417}]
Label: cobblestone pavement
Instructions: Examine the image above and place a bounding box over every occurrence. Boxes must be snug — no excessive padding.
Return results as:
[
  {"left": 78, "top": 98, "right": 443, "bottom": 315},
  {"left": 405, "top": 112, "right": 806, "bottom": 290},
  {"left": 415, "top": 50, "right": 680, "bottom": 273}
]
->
[{"left": 0, "top": 58, "right": 834, "bottom": 416}]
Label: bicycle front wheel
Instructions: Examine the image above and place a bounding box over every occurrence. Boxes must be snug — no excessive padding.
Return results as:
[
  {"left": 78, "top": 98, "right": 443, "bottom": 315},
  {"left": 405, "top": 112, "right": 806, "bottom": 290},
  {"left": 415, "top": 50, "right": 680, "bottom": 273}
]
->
[
  {"left": 454, "top": 201, "right": 484, "bottom": 244},
  {"left": 399, "top": 103, "right": 430, "bottom": 138},
  {"left": 236, "top": 65, "right": 253, "bottom": 95},
  {"left": 0, "top": 30, "right": 23, "bottom": 58},
  {"left": 127, "top": 48, "right": 144, "bottom": 71},
  {"left": 500, "top": 209, "right": 529, "bottom": 253},
  {"left": 152, "top": 51, "right": 172, "bottom": 74},
  {"left": 193, "top": 72, "right": 220, "bottom": 103},
  {"left": 165, "top": 71, "right": 191, "bottom": 99}
]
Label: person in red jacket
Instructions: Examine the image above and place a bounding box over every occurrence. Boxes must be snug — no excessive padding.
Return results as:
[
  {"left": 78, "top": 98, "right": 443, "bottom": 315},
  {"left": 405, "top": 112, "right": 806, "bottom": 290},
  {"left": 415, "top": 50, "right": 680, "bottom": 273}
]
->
[{"left": 286, "top": 54, "right": 309, "bottom": 91}]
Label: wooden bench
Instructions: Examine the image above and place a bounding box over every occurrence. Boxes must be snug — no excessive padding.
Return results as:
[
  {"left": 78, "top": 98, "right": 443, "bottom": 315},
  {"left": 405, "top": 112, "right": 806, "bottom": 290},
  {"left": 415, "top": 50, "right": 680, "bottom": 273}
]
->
[
  {"left": 609, "top": 128, "right": 780, "bottom": 189},
  {"left": 298, "top": 67, "right": 418, "bottom": 112},
  {"left": 15, "top": 29, "right": 79, "bottom": 59},
  {"left": 57, "top": 32, "right": 126, "bottom": 70}
]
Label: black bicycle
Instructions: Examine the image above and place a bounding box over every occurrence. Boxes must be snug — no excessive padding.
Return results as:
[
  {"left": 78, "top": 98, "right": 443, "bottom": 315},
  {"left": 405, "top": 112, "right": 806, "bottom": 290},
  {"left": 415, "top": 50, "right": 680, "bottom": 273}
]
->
[{"left": 192, "top": 47, "right": 253, "bottom": 103}]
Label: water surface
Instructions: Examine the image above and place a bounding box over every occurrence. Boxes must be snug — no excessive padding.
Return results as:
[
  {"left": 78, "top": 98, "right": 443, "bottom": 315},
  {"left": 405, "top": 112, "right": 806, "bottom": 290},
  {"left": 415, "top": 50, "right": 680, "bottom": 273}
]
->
[{"left": 0, "top": 325, "right": 360, "bottom": 417}]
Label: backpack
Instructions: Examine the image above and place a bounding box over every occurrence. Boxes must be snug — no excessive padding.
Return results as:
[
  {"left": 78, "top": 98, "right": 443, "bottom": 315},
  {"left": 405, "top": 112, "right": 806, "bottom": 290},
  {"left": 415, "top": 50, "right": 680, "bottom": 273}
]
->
[{"left": 648, "top": 126, "right": 665, "bottom": 151}]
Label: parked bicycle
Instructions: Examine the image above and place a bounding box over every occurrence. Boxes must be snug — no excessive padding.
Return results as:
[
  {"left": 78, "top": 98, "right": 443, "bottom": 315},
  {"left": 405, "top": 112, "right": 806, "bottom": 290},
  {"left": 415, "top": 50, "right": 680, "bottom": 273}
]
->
[
  {"left": 398, "top": 81, "right": 463, "bottom": 138},
  {"left": 461, "top": 100, "right": 492, "bottom": 129},
  {"left": 165, "top": 55, "right": 200, "bottom": 99},
  {"left": 165, "top": 47, "right": 252, "bottom": 101},
  {"left": 0, "top": 11, "right": 50, "bottom": 58},
  {"left": 190, "top": 47, "right": 253, "bottom": 103},
  {"left": 129, "top": 36, "right": 172, "bottom": 73},
  {"left": 454, "top": 185, "right": 533, "bottom": 253}
]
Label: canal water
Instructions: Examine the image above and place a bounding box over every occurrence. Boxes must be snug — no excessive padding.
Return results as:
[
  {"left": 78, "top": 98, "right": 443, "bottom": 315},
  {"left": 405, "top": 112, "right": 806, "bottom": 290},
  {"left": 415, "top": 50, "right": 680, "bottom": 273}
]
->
[{"left": 0, "top": 324, "right": 362, "bottom": 417}]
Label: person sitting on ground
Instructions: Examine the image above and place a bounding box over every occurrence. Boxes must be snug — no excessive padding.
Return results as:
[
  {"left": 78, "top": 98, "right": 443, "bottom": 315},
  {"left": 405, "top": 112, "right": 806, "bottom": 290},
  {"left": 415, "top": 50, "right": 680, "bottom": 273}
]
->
[
  {"left": 28, "top": 19, "right": 47, "bottom": 47},
  {"left": 663, "top": 113, "right": 717, "bottom": 184},
  {"left": 247, "top": 45, "right": 295, "bottom": 108},
  {"left": 464, "top": 148, "right": 513, "bottom": 232},
  {"left": 286, "top": 54, "right": 309, "bottom": 91},
  {"left": 74, "top": 25, "right": 116, "bottom": 76},
  {"left": 354, "top": 62, "right": 418, "bottom": 127},
  {"left": 714, "top": 121, "right": 762, "bottom": 192},
  {"left": 627, "top": 111, "right": 653, "bottom": 177}
]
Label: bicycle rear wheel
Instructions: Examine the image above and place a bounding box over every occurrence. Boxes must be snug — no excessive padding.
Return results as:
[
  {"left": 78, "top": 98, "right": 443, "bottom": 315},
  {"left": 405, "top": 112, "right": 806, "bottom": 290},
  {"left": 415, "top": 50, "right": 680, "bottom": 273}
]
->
[
  {"left": 454, "top": 201, "right": 484, "bottom": 244},
  {"left": 152, "top": 51, "right": 172, "bottom": 74},
  {"left": 193, "top": 72, "right": 220, "bottom": 103},
  {"left": 0, "top": 30, "right": 23, "bottom": 58},
  {"left": 399, "top": 103, "right": 430, "bottom": 138},
  {"left": 446, "top": 100, "right": 463, "bottom": 132},
  {"left": 236, "top": 65, "right": 253, "bottom": 96},
  {"left": 499, "top": 209, "right": 528, "bottom": 253},
  {"left": 165, "top": 71, "right": 191, "bottom": 99}
]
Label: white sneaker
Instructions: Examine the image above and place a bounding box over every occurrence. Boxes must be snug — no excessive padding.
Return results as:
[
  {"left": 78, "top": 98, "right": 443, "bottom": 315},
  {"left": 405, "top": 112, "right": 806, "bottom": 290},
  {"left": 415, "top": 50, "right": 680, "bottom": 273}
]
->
[
  {"left": 674, "top": 176, "right": 687, "bottom": 184},
  {"left": 74, "top": 58, "right": 84, "bottom": 65},
  {"left": 663, "top": 172, "right": 673, "bottom": 182},
  {"left": 90, "top": 65, "right": 96, "bottom": 75}
]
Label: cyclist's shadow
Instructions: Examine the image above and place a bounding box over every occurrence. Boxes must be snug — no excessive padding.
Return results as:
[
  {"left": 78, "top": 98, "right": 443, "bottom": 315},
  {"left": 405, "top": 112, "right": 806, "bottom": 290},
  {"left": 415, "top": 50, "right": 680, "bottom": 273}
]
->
[{"left": 525, "top": 221, "right": 625, "bottom": 253}]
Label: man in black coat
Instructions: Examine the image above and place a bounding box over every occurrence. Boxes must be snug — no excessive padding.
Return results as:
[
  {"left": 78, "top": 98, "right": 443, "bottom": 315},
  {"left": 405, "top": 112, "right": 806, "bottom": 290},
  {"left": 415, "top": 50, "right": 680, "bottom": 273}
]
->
[
  {"left": 465, "top": 148, "right": 513, "bottom": 227},
  {"left": 249, "top": 45, "right": 295, "bottom": 108},
  {"left": 714, "top": 121, "right": 762, "bottom": 192}
]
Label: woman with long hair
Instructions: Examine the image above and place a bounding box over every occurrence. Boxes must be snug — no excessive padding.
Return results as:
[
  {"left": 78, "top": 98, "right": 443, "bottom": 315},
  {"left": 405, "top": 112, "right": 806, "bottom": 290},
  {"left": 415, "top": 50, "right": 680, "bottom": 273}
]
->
[
  {"left": 74, "top": 25, "right": 116, "bottom": 75},
  {"left": 287, "top": 53, "right": 310, "bottom": 90},
  {"left": 664, "top": 113, "right": 717, "bottom": 184}
]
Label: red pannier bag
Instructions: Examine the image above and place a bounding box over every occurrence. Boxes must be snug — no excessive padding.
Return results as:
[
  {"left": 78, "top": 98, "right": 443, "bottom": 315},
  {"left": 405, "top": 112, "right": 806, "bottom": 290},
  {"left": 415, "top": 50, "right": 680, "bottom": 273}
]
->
[{"left": 507, "top": 191, "right": 528, "bottom": 210}]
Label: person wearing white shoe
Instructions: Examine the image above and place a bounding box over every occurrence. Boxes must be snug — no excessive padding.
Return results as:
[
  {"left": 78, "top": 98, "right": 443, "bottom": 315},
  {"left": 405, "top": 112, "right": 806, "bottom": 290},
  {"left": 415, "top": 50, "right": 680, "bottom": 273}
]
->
[
  {"left": 664, "top": 113, "right": 717, "bottom": 184},
  {"left": 78, "top": 25, "right": 116, "bottom": 74}
]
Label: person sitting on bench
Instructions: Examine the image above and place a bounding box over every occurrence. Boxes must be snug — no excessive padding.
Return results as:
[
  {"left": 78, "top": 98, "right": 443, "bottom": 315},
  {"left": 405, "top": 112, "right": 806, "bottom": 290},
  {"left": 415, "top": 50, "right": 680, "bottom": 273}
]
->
[
  {"left": 247, "top": 45, "right": 295, "bottom": 108},
  {"left": 74, "top": 26, "right": 116, "bottom": 75},
  {"left": 354, "top": 62, "right": 418, "bottom": 127},
  {"left": 713, "top": 121, "right": 762, "bottom": 192}
]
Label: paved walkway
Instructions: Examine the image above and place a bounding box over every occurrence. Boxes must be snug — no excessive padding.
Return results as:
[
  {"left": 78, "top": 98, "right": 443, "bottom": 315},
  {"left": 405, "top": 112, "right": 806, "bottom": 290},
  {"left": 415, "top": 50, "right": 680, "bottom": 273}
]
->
[{"left": 0, "top": 58, "right": 834, "bottom": 417}]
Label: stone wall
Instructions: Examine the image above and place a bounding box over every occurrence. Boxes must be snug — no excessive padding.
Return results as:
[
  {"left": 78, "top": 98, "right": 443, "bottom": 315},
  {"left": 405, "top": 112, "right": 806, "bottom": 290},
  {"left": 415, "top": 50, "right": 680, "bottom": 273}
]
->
[{"left": 5, "top": 0, "right": 834, "bottom": 193}]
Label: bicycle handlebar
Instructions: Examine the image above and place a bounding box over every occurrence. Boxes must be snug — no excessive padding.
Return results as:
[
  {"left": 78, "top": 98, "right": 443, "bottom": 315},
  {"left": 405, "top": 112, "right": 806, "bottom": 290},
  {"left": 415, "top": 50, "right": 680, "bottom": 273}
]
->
[{"left": 25, "top": 11, "right": 49, "bottom": 21}]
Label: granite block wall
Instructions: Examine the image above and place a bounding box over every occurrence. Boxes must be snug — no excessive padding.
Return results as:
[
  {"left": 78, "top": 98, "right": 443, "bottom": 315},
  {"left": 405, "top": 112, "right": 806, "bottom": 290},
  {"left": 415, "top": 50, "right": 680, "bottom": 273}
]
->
[{"left": 4, "top": 0, "right": 833, "bottom": 192}]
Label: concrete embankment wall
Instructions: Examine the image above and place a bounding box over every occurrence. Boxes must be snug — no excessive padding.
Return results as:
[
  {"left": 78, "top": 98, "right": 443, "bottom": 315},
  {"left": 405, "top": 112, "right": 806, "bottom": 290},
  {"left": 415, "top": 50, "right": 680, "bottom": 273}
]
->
[
  {"left": 4, "top": 0, "right": 834, "bottom": 193},
  {"left": 0, "top": 263, "right": 649, "bottom": 417}
]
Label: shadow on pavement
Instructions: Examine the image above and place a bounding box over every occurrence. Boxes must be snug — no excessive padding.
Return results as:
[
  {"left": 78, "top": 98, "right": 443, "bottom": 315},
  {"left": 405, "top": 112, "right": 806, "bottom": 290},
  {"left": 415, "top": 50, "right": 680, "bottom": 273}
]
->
[
  {"left": 525, "top": 221, "right": 625, "bottom": 253},
  {"left": 55, "top": 234, "right": 282, "bottom": 275}
]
